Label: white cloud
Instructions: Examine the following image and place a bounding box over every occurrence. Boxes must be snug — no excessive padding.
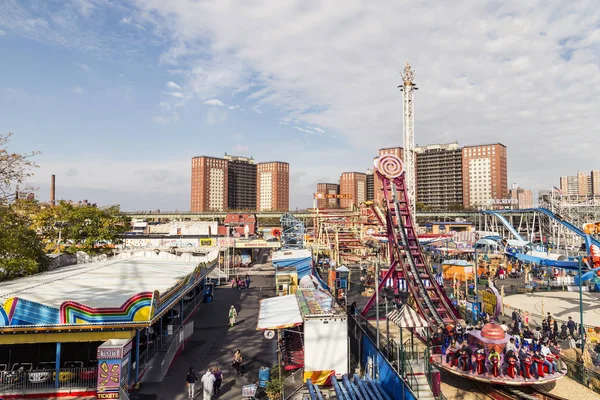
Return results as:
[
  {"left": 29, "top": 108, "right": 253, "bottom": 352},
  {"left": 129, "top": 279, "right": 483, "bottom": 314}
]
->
[
  {"left": 158, "top": 101, "right": 171, "bottom": 110},
  {"left": 169, "top": 92, "right": 184, "bottom": 99},
  {"left": 166, "top": 81, "right": 181, "bottom": 90},
  {"left": 134, "top": 0, "right": 600, "bottom": 196},
  {"left": 73, "top": 0, "right": 94, "bottom": 17},
  {"left": 0, "top": 29, "right": 5, "bottom": 36},
  {"left": 121, "top": 17, "right": 132, "bottom": 24},
  {"left": 204, "top": 99, "right": 226, "bottom": 107},
  {"left": 252, "top": 105, "right": 262, "bottom": 114},
  {"left": 313, "top": 127, "right": 325, "bottom": 134},
  {"left": 72, "top": 86, "right": 84, "bottom": 94},
  {"left": 294, "top": 127, "right": 315, "bottom": 134},
  {"left": 77, "top": 63, "right": 90, "bottom": 71}
]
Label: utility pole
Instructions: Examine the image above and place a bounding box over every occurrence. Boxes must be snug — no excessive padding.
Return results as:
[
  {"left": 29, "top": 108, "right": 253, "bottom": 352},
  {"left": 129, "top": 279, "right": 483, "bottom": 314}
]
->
[{"left": 400, "top": 62, "right": 417, "bottom": 218}]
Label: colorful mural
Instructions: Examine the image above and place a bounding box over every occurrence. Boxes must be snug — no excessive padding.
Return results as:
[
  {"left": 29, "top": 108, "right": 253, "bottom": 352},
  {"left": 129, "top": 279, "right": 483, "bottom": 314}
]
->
[{"left": 0, "top": 259, "right": 216, "bottom": 327}]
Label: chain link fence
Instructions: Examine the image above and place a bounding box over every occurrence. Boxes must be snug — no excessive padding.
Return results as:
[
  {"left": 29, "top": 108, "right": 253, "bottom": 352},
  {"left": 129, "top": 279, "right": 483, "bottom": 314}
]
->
[{"left": 282, "top": 367, "right": 304, "bottom": 399}]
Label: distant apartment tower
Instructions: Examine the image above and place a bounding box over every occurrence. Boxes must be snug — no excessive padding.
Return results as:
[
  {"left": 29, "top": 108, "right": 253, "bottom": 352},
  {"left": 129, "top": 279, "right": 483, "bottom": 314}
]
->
[
  {"left": 577, "top": 172, "right": 589, "bottom": 196},
  {"left": 559, "top": 175, "right": 578, "bottom": 196},
  {"left": 414, "top": 142, "right": 462, "bottom": 210},
  {"left": 339, "top": 172, "right": 367, "bottom": 208},
  {"left": 366, "top": 170, "right": 374, "bottom": 201},
  {"left": 374, "top": 147, "right": 403, "bottom": 205},
  {"left": 224, "top": 154, "right": 257, "bottom": 210},
  {"left": 316, "top": 183, "right": 339, "bottom": 208},
  {"left": 509, "top": 183, "right": 533, "bottom": 209},
  {"left": 462, "top": 143, "right": 508, "bottom": 209},
  {"left": 592, "top": 171, "right": 600, "bottom": 196},
  {"left": 191, "top": 156, "right": 228, "bottom": 212},
  {"left": 257, "top": 162, "right": 289, "bottom": 211}
]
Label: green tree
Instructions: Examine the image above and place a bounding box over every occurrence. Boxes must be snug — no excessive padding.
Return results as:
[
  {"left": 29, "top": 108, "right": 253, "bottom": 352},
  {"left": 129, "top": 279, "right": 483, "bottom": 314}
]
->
[
  {"left": 0, "top": 205, "right": 49, "bottom": 281},
  {"left": 416, "top": 202, "right": 429, "bottom": 212},
  {"left": 31, "top": 202, "right": 131, "bottom": 254},
  {"left": 0, "top": 133, "right": 39, "bottom": 204}
]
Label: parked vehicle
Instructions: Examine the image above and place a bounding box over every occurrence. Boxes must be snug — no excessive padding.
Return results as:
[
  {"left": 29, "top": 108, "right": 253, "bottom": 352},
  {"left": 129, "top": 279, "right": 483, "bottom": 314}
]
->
[
  {"left": 3, "top": 363, "right": 33, "bottom": 384},
  {"left": 53, "top": 361, "right": 83, "bottom": 382},
  {"left": 28, "top": 362, "right": 55, "bottom": 384}
]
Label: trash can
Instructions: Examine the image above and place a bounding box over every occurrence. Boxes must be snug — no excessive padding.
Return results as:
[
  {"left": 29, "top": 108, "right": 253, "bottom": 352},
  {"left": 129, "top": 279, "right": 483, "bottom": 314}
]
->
[
  {"left": 258, "top": 366, "right": 270, "bottom": 388},
  {"left": 203, "top": 283, "right": 214, "bottom": 303}
]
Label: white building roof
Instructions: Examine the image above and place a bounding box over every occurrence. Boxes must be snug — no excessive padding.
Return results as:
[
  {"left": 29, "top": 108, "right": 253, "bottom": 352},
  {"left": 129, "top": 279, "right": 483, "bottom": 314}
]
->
[{"left": 0, "top": 251, "right": 217, "bottom": 309}]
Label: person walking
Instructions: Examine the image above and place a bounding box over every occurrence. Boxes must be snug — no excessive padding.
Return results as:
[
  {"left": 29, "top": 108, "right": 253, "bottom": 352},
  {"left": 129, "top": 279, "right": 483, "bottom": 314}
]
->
[
  {"left": 185, "top": 367, "right": 198, "bottom": 399},
  {"left": 233, "top": 349, "right": 244, "bottom": 376},
  {"left": 245, "top": 274, "right": 251, "bottom": 289},
  {"left": 201, "top": 369, "right": 215, "bottom": 400},
  {"left": 212, "top": 366, "right": 223, "bottom": 396},
  {"left": 228, "top": 305, "right": 238, "bottom": 327}
]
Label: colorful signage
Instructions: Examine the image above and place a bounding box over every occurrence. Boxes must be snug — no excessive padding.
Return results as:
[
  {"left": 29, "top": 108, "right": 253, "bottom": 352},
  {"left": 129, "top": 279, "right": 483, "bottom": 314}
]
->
[
  {"left": 314, "top": 192, "right": 353, "bottom": 199},
  {"left": 200, "top": 238, "right": 215, "bottom": 246},
  {"left": 235, "top": 240, "right": 281, "bottom": 248},
  {"left": 481, "top": 285, "right": 502, "bottom": 318}
]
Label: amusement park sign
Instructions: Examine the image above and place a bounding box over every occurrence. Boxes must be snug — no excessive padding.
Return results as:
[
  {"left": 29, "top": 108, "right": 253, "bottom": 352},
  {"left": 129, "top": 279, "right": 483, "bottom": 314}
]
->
[
  {"left": 481, "top": 285, "right": 502, "bottom": 319},
  {"left": 314, "top": 192, "right": 353, "bottom": 199}
]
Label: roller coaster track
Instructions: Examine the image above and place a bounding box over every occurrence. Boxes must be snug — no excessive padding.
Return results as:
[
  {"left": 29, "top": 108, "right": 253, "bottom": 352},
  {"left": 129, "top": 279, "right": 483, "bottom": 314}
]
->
[{"left": 361, "top": 160, "right": 461, "bottom": 327}]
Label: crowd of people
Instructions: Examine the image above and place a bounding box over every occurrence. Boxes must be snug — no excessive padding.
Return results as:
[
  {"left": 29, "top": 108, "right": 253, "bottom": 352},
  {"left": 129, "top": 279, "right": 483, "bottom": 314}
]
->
[{"left": 431, "top": 311, "right": 570, "bottom": 380}]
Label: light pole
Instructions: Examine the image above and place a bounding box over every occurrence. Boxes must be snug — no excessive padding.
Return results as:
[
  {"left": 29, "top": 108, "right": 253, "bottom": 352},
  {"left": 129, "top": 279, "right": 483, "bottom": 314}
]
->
[
  {"left": 578, "top": 256, "right": 585, "bottom": 351},
  {"left": 473, "top": 246, "right": 478, "bottom": 324},
  {"left": 375, "top": 247, "right": 380, "bottom": 350},
  {"left": 54, "top": 221, "right": 68, "bottom": 253}
]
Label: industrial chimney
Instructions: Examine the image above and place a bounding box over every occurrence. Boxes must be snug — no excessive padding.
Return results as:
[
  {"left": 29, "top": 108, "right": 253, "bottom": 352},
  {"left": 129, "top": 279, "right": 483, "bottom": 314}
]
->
[{"left": 50, "top": 174, "right": 56, "bottom": 206}]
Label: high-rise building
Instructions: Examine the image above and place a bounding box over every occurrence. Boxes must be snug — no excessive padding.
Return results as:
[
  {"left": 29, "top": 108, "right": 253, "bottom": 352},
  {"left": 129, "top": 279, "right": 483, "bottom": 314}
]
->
[
  {"left": 559, "top": 175, "right": 578, "bottom": 196},
  {"left": 339, "top": 172, "right": 367, "bottom": 208},
  {"left": 373, "top": 147, "right": 403, "bottom": 205},
  {"left": 224, "top": 154, "right": 257, "bottom": 210},
  {"left": 591, "top": 171, "right": 600, "bottom": 196},
  {"left": 509, "top": 183, "right": 533, "bottom": 209},
  {"left": 577, "top": 171, "right": 589, "bottom": 196},
  {"left": 414, "top": 142, "right": 462, "bottom": 210},
  {"left": 257, "top": 162, "right": 289, "bottom": 211},
  {"left": 462, "top": 143, "right": 508, "bottom": 209},
  {"left": 366, "top": 170, "right": 374, "bottom": 201},
  {"left": 190, "top": 156, "right": 229, "bottom": 212},
  {"left": 316, "top": 183, "right": 339, "bottom": 208}
]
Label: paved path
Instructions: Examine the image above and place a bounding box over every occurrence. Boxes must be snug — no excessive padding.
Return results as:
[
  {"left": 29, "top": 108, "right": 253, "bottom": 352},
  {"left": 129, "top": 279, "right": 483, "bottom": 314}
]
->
[
  {"left": 135, "top": 275, "right": 277, "bottom": 400},
  {"left": 503, "top": 291, "right": 600, "bottom": 327}
]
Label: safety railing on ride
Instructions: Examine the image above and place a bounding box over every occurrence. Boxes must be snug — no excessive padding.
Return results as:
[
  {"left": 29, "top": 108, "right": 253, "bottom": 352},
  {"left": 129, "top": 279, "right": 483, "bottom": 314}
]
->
[
  {"left": 0, "top": 366, "right": 97, "bottom": 393},
  {"left": 282, "top": 367, "right": 304, "bottom": 400}
]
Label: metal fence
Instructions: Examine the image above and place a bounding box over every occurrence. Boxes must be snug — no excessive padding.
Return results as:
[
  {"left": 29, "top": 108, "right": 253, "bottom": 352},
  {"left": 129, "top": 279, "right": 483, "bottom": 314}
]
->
[
  {"left": 159, "top": 321, "right": 195, "bottom": 380},
  {"left": 282, "top": 367, "right": 304, "bottom": 399},
  {"left": 561, "top": 357, "right": 600, "bottom": 395},
  {"left": 0, "top": 366, "right": 97, "bottom": 393}
]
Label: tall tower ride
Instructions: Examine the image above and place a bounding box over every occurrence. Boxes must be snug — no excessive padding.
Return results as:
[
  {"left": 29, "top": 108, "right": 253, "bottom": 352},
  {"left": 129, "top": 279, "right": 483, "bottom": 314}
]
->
[{"left": 400, "top": 63, "right": 417, "bottom": 217}]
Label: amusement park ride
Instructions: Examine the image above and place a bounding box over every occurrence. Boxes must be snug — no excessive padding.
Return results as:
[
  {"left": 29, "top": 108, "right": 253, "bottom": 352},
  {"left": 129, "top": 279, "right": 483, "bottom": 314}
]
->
[{"left": 360, "top": 153, "right": 567, "bottom": 386}]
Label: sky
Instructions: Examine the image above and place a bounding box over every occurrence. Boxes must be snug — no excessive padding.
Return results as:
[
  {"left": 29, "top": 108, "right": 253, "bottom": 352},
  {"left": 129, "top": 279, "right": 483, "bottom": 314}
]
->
[{"left": 1, "top": 0, "right": 599, "bottom": 211}]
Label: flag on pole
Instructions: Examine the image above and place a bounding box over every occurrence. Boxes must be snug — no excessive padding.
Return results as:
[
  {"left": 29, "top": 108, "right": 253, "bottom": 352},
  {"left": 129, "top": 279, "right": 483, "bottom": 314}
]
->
[{"left": 552, "top": 186, "right": 562, "bottom": 194}]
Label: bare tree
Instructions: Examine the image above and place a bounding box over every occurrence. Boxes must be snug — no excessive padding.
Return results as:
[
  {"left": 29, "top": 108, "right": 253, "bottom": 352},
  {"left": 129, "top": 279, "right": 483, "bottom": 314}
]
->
[{"left": 0, "top": 132, "right": 39, "bottom": 204}]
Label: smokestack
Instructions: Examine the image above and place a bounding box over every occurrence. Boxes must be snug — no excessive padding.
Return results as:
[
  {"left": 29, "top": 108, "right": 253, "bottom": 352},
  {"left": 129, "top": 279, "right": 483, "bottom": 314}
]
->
[{"left": 50, "top": 174, "right": 56, "bottom": 206}]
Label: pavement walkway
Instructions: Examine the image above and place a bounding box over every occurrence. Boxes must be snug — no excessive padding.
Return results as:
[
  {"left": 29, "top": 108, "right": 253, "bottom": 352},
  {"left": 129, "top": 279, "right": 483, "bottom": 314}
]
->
[{"left": 134, "top": 275, "right": 277, "bottom": 400}]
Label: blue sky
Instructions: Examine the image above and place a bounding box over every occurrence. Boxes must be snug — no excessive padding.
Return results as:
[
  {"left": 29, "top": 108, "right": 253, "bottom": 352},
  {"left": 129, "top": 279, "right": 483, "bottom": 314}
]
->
[{"left": 1, "top": 0, "right": 600, "bottom": 210}]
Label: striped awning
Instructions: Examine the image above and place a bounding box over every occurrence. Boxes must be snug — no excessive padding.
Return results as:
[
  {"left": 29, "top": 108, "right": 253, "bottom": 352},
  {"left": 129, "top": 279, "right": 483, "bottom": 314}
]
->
[{"left": 387, "top": 305, "right": 429, "bottom": 328}]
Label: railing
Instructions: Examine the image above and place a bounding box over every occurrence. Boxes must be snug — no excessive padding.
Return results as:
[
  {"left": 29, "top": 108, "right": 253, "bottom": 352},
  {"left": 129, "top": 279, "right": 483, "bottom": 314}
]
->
[
  {"left": 159, "top": 321, "right": 195, "bottom": 380},
  {"left": 120, "top": 387, "right": 131, "bottom": 400},
  {"left": 282, "top": 367, "right": 304, "bottom": 399},
  {"left": 561, "top": 357, "right": 600, "bottom": 396},
  {"left": 0, "top": 367, "right": 97, "bottom": 393}
]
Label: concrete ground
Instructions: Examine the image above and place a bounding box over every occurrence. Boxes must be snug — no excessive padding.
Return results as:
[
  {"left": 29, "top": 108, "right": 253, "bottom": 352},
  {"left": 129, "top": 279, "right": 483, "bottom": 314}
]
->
[
  {"left": 503, "top": 291, "right": 600, "bottom": 328},
  {"left": 133, "top": 274, "right": 277, "bottom": 400}
]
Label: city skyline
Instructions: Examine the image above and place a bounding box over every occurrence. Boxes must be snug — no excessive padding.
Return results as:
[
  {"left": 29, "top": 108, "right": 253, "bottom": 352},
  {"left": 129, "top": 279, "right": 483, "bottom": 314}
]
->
[{"left": 2, "top": 2, "right": 600, "bottom": 210}]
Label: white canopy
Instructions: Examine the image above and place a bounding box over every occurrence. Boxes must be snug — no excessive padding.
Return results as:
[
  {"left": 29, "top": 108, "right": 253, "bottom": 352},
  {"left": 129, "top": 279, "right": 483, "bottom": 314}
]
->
[
  {"left": 387, "top": 305, "right": 429, "bottom": 328},
  {"left": 256, "top": 295, "right": 303, "bottom": 331}
]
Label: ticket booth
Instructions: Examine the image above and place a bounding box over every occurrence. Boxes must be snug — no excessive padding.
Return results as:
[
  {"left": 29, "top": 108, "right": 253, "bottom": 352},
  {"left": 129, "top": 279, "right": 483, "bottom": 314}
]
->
[{"left": 96, "top": 339, "right": 132, "bottom": 399}]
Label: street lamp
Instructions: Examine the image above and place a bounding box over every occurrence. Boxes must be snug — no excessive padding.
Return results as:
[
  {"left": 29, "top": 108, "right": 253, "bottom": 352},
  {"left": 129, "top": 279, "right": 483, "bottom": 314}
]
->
[
  {"left": 473, "top": 245, "right": 478, "bottom": 324},
  {"left": 54, "top": 221, "right": 69, "bottom": 253},
  {"left": 578, "top": 256, "right": 585, "bottom": 352}
]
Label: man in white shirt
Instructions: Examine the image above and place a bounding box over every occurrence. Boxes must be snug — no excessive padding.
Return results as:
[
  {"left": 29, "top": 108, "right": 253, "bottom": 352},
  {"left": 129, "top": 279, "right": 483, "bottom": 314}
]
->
[
  {"left": 201, "top": 369, "right": 215, "bottom": 400},
  {"left": 540, "top": 344, "right": 557, "bottom": 374},
  {"left": 505, "top": 337, "right": 518, "bottom": 353},
  {"left": 500, "top": 321, "right": 509, "bottom": 333}
]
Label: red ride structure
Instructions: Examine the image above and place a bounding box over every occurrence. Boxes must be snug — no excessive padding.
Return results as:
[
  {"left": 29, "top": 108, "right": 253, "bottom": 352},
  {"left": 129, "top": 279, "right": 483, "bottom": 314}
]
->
[
  {"left": 360, "top": 154, "right": 461, "bottom": 326},
  {"left": 363, "top": 154, "right": 567, "bottom": 386}
]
